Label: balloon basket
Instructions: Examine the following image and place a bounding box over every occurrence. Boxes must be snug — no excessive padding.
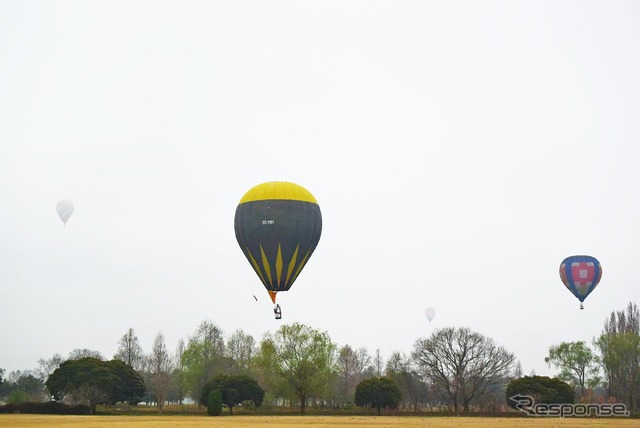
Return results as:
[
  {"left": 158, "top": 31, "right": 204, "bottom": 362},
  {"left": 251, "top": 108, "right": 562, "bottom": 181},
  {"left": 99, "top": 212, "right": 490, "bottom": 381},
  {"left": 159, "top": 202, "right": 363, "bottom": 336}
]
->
[{"left": 274, "top": 304, "right": 282, "bottom": 320}]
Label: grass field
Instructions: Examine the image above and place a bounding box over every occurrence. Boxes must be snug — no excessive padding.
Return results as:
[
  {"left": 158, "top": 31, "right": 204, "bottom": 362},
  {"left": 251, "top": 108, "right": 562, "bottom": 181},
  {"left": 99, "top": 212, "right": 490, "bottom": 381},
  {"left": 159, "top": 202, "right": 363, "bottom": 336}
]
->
[{"left": 0, "top": 415, "right": 637, "bottom": 428}]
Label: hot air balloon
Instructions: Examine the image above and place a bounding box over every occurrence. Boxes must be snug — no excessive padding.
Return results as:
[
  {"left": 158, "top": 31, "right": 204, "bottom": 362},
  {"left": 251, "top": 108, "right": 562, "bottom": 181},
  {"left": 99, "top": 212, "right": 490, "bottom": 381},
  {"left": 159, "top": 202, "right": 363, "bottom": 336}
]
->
[
  {"left": 234, "top": 181, "right": 322, "bottom": 319},
  {"left": 425, "top": 307, "right": 436, "bottom": 323},
  {"left": 56, "top": 200, "right": 74, "bottom": 226},
  {"left": 559, "top": 255, "right": 602, "bottom": 310}
]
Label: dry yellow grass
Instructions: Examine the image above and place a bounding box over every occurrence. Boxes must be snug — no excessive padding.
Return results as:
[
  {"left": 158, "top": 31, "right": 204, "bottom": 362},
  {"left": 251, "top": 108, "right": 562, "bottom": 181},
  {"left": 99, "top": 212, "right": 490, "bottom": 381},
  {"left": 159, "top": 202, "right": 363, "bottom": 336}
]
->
[{"left": 0, "top": 415, "right": 637, "bottom": 428}]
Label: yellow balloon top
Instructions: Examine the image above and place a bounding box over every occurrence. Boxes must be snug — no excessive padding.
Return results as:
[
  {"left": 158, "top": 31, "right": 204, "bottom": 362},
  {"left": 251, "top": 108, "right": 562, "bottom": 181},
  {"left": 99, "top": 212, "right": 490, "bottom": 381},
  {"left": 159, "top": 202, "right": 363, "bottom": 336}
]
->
[{"left": 239, "top": 181, "right": 318, "bottom": 204}]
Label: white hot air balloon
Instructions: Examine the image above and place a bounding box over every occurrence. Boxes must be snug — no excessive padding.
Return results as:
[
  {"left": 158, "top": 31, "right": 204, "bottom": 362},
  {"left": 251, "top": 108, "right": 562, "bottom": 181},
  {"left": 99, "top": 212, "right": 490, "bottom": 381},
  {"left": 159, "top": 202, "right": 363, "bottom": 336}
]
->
[
  {"left": 56, "top": 200, "right": 74, "bottom": 226},
  {"left": 425, "top": 307, "right": 436, "bottom": 323}
]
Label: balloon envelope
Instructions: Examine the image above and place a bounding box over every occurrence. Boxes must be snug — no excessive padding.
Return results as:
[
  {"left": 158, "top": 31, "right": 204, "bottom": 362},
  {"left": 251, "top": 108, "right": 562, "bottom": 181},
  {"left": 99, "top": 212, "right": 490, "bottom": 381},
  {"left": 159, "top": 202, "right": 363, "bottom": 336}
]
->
[
  {"left": 425, "top": 307, "right": 436, "bottom": 322},
  {"left": 559, "top": 255, "right": 602, "bottom": 303},
  {"left": 56, "top": 200, "right": 74, "bottom": 226},
  {"left": 234, "top": 182, "right": 322, "bottom": 304}
]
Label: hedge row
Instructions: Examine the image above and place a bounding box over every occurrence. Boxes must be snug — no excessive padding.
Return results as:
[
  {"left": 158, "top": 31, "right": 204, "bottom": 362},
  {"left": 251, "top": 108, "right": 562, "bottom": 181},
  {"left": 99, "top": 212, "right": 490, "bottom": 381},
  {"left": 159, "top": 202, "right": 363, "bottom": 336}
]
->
[{"left": 0, "top": 401, "right": 90, "bottom": 414}]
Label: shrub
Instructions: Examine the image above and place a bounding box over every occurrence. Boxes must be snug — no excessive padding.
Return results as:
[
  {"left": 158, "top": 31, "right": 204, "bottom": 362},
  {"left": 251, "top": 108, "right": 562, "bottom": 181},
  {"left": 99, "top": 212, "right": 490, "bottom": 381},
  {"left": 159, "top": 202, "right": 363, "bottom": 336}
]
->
[
  {"left": 207, "top": 389, "right": 223, "bottom": 416},
  {"left": 354, "top": 377, "right": 401, "bottom": 415},
  {"left": 200, "top": 374, "right": 264, "bottom": 414},
  {"left": 506, "top": 375, "right": 574, "bottom": 408},
  {"left": 6, "top": 390, "right": 29, "bottom": 404}
]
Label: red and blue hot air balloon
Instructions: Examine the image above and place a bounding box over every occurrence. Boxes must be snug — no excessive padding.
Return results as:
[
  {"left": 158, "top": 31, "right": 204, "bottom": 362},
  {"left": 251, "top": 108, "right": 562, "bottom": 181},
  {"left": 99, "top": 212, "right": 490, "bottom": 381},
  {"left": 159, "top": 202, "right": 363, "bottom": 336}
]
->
[{"left": 559, "top": 255, "right": 602, "bottom": 310}]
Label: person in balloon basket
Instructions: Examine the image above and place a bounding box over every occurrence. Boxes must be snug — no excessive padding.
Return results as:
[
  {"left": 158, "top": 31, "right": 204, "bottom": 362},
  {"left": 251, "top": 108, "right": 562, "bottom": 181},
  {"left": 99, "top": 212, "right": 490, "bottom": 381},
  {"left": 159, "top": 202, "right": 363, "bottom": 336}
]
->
[{"left": 274, "top": 304, "right": 282, "bottom": 320}]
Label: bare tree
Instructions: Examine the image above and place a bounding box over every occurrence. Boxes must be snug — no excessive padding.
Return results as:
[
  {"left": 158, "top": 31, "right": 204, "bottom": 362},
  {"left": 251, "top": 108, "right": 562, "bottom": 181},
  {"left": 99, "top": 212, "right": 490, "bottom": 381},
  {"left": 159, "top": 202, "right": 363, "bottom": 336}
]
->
[
  {"left": 114, "top": 328, "right": 144, "bottom": 371},
  {"left": 602, "top": 302, "right": 640, "bottom": 336},
  {"left": 146, "top": 333, "right": 174, "bottom": 413},
  {"left": 171, "top": 338, "right": 186, "bottom": 405},
  {"left": 386, "top": 351, "right": 426, "bottom": 411},
  {"left": 337, "top": 345, "right": 359, "bottom": 403},
  {"left": 514, "top": 361, "right": 523, "bottom": 378},
  {"left": 594, "top": 301, "right": 640, "bottom": 412},
  {"left": 36, "top": 353, "right": 63, "bottom": 383},
  {"left": 226, "top": 329, "right": 256, "bottom": 373},
  {"left": 175, "top": 338, "right": 185, "bottom": 366},
  {"left": 412, "top": 327, "right": 516, "bottom": 413},
  {"left": 69, "top": 384, "right": 110, "bottom": 414},
  {"left": 68, "top": 349, "right": 104, "bottom": 360},
  {"left": 372, "top": 348, "right": 385, "bottom": 378},
  {"left": 354, "top": 347, "right": 372, "bottom": 375},
  {"left": 192, "top": 321, "right": 226, "bottom": 360}
]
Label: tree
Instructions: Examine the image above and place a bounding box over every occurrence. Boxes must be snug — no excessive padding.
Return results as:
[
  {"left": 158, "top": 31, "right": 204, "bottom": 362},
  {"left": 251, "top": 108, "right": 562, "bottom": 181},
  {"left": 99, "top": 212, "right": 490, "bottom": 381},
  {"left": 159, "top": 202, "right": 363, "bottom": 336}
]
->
[
  {"left": 200, "top": 374, "right": 265, "bottom": 414},
  {"left": 594, "top": 302, "right": 640, "bottom": 413},
  {"left": 68, "top": 349, "right": 104, "bottom": 361},
  {"left": 386, "top": 351, "right": 427, "bottom": 411},
  {"left": 170, "top": 338, "right": 187, "bottom": 405},
  {"left": 329, "top": 345, "right": 372, "bottom": 406},
  {"left": 105, "top": 359, "right": 145, "bottom": 405},
  {"left": 506, "top": 375, "right": 574, "bottom": 408},
  {"left": 114, "top": 328, "right": 144, "bottom": 371},
  {"left": 46, "top": 357, "right": 145, "bottom": 414},
  {"left": 595, "top": 332, "right": 640, "bottom": 412},
  {"left": 257, "top": 322, "right": 336, "bottom": 413},
  {"left": 412, "top": 326, "right": 516, "bottom": 413},
  {"left": 226, "top": 329, "right": 256, "bottom": 374},
  {"left": 0, "top": 368, "right": 5, "bottom": 399},
  {"left": 146, "top": 333, "right": 174, "bottom": 413},
  {"left": 36, "top": 354, "right": 63, "bottom": 388},
  {"left": 181, "top": 321, "right": 229, "bottom": 402},
  {"left": 371, "top": 349, "right": 385, "bottom": 378},
  {"left": 354, "top": 347, "right": 372, "bottom": 377},
  {"left": 544, "top": 341, "right": 600, "bottom": 398},
  {"left": 6, "top": 389, "right": 29, "bottom": 404},
  {"left": 602, "top": 302, "right": 640, "bottom": 335},
  {"left": 0, "top": 370, "right": 46, "bottom": 403},
  {"left": 337, "top": 345, "right": 360, "bottom": 404},
  {"left": 46, "top": 358, "right": 117, "bottom": 414},
  {"left": 207, "top": 388, "right": 223, "bottom": 416},
  {"left": 354, "top": 377, "right": 401, "bottom": 415}
]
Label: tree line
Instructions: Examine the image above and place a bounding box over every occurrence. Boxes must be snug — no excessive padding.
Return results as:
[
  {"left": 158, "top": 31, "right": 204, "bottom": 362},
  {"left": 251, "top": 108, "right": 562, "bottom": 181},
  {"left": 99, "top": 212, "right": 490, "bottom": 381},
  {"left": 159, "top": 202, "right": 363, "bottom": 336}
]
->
[{"left": 0, "top": 301, "right": 638, "bottom": 415}]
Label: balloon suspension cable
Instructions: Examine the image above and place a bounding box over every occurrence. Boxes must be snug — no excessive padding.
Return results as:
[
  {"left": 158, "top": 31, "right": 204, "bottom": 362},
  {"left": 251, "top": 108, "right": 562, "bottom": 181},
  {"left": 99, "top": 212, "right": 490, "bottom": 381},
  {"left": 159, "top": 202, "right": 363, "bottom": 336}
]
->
[{"left": 240, "top": 264, "right": 260, "bottom": 303}]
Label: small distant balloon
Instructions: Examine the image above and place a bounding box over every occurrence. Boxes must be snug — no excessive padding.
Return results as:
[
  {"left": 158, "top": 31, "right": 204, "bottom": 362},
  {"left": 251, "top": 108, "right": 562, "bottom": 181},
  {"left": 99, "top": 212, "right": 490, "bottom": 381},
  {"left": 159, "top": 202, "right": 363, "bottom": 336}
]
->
[
  {"left": 425, "top": 307, "right": 436, "bottom": 322},
  {"left": 56, "top": 200, "right": 74, "bottom": 226}
]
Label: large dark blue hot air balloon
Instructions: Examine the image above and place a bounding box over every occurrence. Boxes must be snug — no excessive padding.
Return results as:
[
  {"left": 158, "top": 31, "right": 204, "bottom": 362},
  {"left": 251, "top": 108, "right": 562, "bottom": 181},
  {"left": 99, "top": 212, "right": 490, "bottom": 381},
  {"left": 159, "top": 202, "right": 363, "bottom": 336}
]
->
[
  {"left": 559, "top": 255, "right": 602, "bottom": 310},
  {"left": 234, "top": 181, "right": 322, "bottom": 319}
]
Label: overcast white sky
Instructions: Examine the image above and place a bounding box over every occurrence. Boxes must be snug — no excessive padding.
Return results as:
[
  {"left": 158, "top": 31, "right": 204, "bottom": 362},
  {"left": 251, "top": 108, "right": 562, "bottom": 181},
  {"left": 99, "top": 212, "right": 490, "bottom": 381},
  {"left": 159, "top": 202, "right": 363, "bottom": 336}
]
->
[{"left": 1, "top": 1, "right": 639, "bottom": 378}]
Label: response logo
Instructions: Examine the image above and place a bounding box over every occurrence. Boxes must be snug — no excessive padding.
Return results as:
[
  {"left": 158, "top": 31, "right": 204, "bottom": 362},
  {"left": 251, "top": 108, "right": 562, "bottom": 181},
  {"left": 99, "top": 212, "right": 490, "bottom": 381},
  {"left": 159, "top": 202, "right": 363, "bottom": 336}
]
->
[{"left": 509, "top": 394, "right": 630, "bottom": 417}]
